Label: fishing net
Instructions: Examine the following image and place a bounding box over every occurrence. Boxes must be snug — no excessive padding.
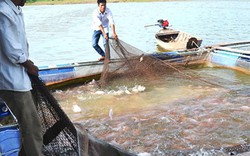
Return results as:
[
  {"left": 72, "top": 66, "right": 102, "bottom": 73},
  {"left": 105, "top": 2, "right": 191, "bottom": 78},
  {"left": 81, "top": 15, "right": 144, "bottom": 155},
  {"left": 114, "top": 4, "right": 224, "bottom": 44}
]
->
[
  {"left": 99, "top": 38, "right": 209, "bottom": 87},
  {"left": 30, "top": 75, "right": 136, "bottom": 156},
  {"left": 30, "top": 75, "right": 79, "bottom": 156}
]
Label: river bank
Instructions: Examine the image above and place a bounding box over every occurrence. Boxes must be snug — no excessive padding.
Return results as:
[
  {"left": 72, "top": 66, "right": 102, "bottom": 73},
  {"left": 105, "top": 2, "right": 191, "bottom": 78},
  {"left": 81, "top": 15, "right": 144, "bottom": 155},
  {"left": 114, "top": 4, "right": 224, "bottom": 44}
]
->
[{"left": 28, "top": 0, "right": 166, "bottom": 5}]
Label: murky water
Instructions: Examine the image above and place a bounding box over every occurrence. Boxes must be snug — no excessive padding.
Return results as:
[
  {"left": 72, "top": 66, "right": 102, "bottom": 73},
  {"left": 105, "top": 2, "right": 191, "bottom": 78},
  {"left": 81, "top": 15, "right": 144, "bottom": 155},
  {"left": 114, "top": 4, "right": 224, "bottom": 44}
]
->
[
  {"left": 21, "top": 1, "right": 250, "bottom": 155},
  {"left": 52, "top": 67, "right": 250, "bottom": 155}
]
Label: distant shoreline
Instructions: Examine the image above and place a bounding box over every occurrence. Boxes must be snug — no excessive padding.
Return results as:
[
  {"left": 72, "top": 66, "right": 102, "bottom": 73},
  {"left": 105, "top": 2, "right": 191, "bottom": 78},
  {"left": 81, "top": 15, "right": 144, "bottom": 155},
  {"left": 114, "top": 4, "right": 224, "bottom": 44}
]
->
[{"left": 27, "top": 0, "right": 168, "bottom": 5}]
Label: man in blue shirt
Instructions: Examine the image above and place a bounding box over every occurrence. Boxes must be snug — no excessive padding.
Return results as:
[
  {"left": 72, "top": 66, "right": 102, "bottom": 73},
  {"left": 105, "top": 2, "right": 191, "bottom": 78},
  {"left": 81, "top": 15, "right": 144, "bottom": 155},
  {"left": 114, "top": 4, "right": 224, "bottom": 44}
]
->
[
  {"left": 0, "top": 0, "right": 44, "bottom": 155},
  {"left": 92, "top": 0, "right": 118, "bottom": 61}
]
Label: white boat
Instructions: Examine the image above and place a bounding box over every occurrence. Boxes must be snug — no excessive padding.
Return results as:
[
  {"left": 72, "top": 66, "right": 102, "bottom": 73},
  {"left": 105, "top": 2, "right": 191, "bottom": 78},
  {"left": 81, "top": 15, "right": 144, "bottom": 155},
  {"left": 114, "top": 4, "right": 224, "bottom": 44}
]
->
[
  {"left": 155, "top": 28, "right": 203, "bottom": 51},
  {"left": 145, "top": 19, "right": 202, "bottom": 51}
]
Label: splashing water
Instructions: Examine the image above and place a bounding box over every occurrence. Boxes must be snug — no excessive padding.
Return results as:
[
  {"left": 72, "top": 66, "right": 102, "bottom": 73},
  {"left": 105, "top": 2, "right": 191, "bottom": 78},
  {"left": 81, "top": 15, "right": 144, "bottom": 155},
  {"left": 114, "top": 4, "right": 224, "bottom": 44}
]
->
[{"left": 52, "top": 67, "right": 250, "bottom": 155}]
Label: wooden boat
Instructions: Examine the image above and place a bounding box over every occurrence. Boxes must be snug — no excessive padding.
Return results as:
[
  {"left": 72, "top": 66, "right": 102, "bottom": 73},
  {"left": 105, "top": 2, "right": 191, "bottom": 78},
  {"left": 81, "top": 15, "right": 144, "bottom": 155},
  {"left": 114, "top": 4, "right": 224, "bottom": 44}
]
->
[
  {"left": 155, "top": 28, "right": 203, "bottom": 51},
  {"left": 207, "top": 41, "right": 250, "bottom": 74},
  {"left": 38, "top": 49, "right": 210, "bottom": 90},
  {"left": 145, "top": 19, "right": 202, "bottom": 51},
  {"left": 39, "top": 61, "right": 104, "bottom": 90}
]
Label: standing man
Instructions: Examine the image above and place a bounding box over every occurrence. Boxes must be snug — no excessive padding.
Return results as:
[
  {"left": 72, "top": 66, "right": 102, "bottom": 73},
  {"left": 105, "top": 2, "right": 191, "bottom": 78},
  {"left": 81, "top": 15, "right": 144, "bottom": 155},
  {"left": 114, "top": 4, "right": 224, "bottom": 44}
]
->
[
  {"left": 0, "top": 0, "right": 44, "bottom": 155},
  {"left": 92, "top": 0, "right": 118, "bottom": 61}
]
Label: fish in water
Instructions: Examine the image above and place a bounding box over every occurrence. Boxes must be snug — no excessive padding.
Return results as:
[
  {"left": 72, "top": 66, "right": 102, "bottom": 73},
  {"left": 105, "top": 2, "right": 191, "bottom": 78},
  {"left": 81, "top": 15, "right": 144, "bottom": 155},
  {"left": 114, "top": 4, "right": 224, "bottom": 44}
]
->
[
  {"left": 72, "top": 104, "right": 82, "bottom": 113},
  {"left": 109, "top": 108, "right": 113, "bottom": 120}
]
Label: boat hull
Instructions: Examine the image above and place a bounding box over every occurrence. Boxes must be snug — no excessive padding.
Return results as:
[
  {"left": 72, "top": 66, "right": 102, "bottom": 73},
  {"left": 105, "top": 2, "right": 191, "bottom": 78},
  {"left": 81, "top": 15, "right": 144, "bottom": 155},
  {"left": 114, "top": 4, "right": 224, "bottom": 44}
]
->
[
  {"left": 38, "top": 49, "right": 209, "bottom": 89},
  {"left": 209, "top": 52, "right": 250, "bottom": 73},
  {"left": 208, "top": 42, "right": 250, "bottom": 74},
  {"left": 155, "top": 29, "right": 202, "bottom": 51},
  {"left": 39, "top": 61, "right": 104, "bottom": 89}
]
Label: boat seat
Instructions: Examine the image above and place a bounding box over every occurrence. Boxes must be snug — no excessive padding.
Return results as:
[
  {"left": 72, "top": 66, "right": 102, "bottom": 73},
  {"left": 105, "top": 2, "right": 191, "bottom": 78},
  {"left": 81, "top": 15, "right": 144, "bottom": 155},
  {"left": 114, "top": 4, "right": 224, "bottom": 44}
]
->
[
  {"left": 175, "top": 32, "right": 192, "bottom": 42},
  {"left": 156, "top": 31, "right": 179, "bottom": 37}
]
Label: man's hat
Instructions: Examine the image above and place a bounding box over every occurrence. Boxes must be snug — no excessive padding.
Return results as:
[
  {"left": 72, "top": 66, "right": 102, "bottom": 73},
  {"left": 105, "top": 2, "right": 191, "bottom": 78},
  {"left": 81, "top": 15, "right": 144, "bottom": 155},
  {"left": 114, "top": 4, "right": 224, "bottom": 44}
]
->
[{"left": 97, "top": 0, "right": 107, "bottom": 4}]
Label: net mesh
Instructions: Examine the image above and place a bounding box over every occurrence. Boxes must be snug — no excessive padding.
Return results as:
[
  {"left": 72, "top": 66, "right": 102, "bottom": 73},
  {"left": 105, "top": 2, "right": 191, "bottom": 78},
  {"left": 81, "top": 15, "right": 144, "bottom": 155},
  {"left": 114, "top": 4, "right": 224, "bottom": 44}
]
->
[
  {"left": 30, "top": 75, "right": 79, "bottom": 156},
  {"left": 99, "top": 38, "right": 207, "bottom": 87}
]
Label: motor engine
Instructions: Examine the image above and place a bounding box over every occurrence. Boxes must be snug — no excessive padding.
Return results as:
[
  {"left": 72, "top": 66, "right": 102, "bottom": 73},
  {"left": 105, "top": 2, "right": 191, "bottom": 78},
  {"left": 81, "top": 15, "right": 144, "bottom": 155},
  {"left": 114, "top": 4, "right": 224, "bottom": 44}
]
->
[{"left": 157, "top": 19, "right": 169, "bottom": 29}]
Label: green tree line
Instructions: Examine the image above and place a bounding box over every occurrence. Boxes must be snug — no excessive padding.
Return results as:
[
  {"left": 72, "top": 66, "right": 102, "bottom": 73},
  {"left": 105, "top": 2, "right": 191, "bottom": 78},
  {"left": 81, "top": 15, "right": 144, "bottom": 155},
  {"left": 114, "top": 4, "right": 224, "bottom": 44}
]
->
[{"left": 27, "top": 0, "right": 37, "bottom": 2}]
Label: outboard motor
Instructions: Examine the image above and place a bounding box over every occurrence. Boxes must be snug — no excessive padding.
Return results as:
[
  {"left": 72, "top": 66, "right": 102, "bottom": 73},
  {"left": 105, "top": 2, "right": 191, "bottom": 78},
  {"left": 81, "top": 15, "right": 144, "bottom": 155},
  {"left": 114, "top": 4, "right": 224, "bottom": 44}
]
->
[{"left": 157, "top": 19, "right": 169, "bottom": 29}]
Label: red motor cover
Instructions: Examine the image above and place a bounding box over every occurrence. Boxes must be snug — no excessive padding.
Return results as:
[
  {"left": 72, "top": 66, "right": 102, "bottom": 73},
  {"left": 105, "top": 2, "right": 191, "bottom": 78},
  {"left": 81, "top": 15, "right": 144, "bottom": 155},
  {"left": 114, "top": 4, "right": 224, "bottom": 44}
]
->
[{"left": 162, "top": 20, "right": 169, "bottom": 27}]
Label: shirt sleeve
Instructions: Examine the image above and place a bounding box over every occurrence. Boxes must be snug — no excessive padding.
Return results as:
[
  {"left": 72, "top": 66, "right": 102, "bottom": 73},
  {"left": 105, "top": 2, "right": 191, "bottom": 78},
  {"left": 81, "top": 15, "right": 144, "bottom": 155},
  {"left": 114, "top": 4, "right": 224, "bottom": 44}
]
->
[
  {"left": 107, "top": 9, "right": 115, "bottom": 26},
  {"left": 92, "top": 10, "right": 102, "bottom": 27},
  {"left": 0, "top": 12, "right": 27, "bottom": 64}
]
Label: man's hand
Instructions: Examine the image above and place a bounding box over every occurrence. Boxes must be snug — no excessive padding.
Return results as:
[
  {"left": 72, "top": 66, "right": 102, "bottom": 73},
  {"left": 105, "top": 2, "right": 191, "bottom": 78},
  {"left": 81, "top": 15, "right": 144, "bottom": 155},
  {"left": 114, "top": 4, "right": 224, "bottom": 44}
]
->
[
  {"left": 111, "top": 24, "right": 118, "bottom": 40},
  {"left": 21, "top": 60, "right": 39, "bottom": 76},
  {"left": 104, "top": 33, "right": 109, "bottom": 40},
  {"left": 113, "top": 33, "right": 118, "bottom": 40}
]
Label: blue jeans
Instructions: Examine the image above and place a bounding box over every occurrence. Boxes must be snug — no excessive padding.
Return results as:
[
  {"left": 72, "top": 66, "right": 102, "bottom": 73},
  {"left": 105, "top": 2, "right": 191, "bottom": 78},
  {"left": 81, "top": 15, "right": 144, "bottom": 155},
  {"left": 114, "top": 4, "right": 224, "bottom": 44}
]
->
[{"left": 92, "top": 30, "right": 108, "bottom": 57}]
